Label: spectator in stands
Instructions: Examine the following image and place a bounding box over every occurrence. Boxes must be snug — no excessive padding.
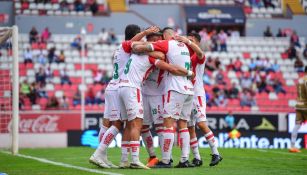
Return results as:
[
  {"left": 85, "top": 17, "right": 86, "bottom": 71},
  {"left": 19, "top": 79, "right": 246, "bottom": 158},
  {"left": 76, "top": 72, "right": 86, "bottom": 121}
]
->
[
  {"left": 272, "top": 78, "right": 286, "bottom": 94},
  {"left": 263, "top": 58, "right": 272, "bottom": 72},
  {"left": 270, "top": 60, "right": 280, "bottom": 72},
  {"left": 19, "top": 94, "right": 25, "bottom": 110},
  {"left": 108, "top": 28, "right": 118, "bottom": 45},
  {"left": 215, "top": 69, "right": 226, "bottom": 85},
  {"left": 218, "top": 30, "right": 228, "bottom": 52},
  {"left": 213, "top": 90, "right": 228, "bottom": 107},
  {"left": 262, "top": 0, "right": 275, "bottom": 8},
  {"left": 276, "top": 28, "right": 286, "bottom": 37},
  {"left": 304, "top": 44, "right": 307, "bottom": 59},
  {"left": 227, "top": 58, "right": 235, "bottom": 71},
  {"left": 35, "top": 67, "right": 46, "bottom": 85},
  {"left": 287, "top": 43, "right": 297, "bottom": 59},
  {"left": 60, "top": 69, "right": 72, "bottom": 85},
  {"left": 249, "top": 58, "right": 257, "bottom": 71},
  {"left": 290, "top": 31, "right": 300, "bottom": 47},
  {"left": 249, "top": 0, "right": 261, "bottom": 8},
  {"left": 94, "top": 69, "right": 103, "bottom": 84},
  {"left": 60, "top": 0, "right": 69, "bottom": 11},
  {"left": 90, "top": 0, "right": 98, "bottom": 15},
  {"left": 45, "top": 66, "right": 53, "bottom": 83},
  {"left": 234, "top": 57, "right": 243, "bottom": 72},
  {"left": 98, "top": 28, "right": 109, "bottom": 44},
  {"left": 37, "top": 53, "right": 47, "bottom": 65},
  {"left": 48, "top": 47, "right": 57, "bottom": 63},
  {"left": 85, "top": 87, "right": 95, "bottom": 105},
  {"left": 74, "top": 0, "right": 85, "bottom": 12},
  {"left": 256, "top": 71, "right": 270, "bottom": 93},
  {"left": 41, "top": 27, "right": 51, "bottom": 43},
  {"left": 215, "top": 57, "right": 221, "bottom": 70},
  {"left": 73, "top": 90, "right": 81, "bottom": 106},
  {"left": 226, "top": 82, "right": 240, "bottom": 99},
  {"left": 240, "top": 73, "right": 253, "bottom": 91},
  {"left": 294, "top": 57, "right": 304, "bottom": 72},
  {"left": 46, "top": 96, "right": 59, "bottom": 109},
  {"left": 23, "top": 48, "right": 33, "bottom": 65},
  {"left": 240, "top": 89, "right": 256, "bottom": 107},
  {"left": 263, "top": 26, "right": 273, "bottom": 37},
  {"left": 206, "top": 56, "right": 216, "bottom": 71},
  {"left": 203, "top": 70, "right": 212, "bottom": 85},
  {"left": 255, "top": 57, "right": 265, "bottom": 70},
  {"left": 71, "top": 35, "right": 82, "bottom": 50},
  {"left": 36, "top": 83, "right": 48, "bottom": 98},
  {"left": 29, "top": 26, "right": 39, "bottom": 43},
  {"left": 20, "top": 80, "right": 31, "bottom": 96},
  {"left": 28, "top": 83, "right": 38, "bottom": 105},
  {"left": 95, "top": 89, "right": 105, "bottom": 104},
  {"left": 57, "top": 50, "right": 65, "bottom": 63},
  {"left": 210, "top": 30, "right": 219, "bottom": 51},
  {"left": 59, "top": 96, "right": 69, "bottom": 109}
]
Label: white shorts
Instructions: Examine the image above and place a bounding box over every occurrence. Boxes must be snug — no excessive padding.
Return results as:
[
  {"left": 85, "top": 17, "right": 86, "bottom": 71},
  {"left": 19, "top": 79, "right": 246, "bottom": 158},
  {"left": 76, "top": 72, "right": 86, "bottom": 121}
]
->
[
  {"left": 143, "top": 94, "right": 164, "bottom": 126},
  {"left": 163, "top": 90, "right": 193, "bottom": 121},
  {"left": 188, "top": 96, "right": 207, "bottom": 127},
  {"left": 104, "top": 90, "right": 120, "bottom": 121},
  {"left": 118, "top": 86, "right": 144, "bottom": 121}
]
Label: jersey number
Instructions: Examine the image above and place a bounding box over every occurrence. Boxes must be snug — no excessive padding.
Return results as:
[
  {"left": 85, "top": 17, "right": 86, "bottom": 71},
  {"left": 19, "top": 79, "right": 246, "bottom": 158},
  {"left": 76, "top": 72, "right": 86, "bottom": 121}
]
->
[
  {"left": 113, "top": 63, "right": 119, "bottom": 79},
  {"left": 124, "top": 58, "right": 132, "bottom": 74},
  {"left": 185, "top": 62, "right": 191, "bottom": 70}
]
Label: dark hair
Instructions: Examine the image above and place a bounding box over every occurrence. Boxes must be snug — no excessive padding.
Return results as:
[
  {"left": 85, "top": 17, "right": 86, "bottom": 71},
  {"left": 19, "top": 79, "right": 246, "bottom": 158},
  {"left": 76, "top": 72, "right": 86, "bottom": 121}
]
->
[
  {"left": 305, "top": 66, "right": 307, "bottom": 73},
  {"left": 125, "top": 24, "right": 141, "bottom": 40},
  {"left": 162, "top": 27, "right": 174, "bottom": 33},
  {"left": 188, "top": 32, "right": 201, "bottom": 42}
]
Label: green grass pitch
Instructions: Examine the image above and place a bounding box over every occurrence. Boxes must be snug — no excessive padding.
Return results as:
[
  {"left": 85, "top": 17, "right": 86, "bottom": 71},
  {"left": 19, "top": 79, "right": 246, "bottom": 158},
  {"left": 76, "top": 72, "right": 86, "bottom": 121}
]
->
[{"left": 0, "top": 147, "right": 306, "bottom": 175}]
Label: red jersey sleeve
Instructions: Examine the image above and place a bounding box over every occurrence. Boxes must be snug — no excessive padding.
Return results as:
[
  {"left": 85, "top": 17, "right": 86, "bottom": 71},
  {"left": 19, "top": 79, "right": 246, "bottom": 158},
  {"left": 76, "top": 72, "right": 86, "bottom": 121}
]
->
[
  {"left": 151, "top": 40, "right": 169, "bottom": 54},
  {"left": 186, "top": 44, "right": 195, "bottom": 56},
  {"left": 148, "top": 56, "right": 156, "bottom": 65},
  {"left": 122, "top": 41, "right": 132, "bottom": 53},
  {"left": 198, "top": 55, "right": 206, "bottom": 64}
]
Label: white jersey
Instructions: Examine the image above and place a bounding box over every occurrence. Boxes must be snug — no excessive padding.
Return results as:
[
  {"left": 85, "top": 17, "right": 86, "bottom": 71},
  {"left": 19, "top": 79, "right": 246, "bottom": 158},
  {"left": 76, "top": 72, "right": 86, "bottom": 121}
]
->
[
  {"left": 142, "top": 68, "right": 165, "bottom": 96},
  {"left": 191, "top": 53, "right": 206, "bottom": 97},
  {"left": 150, "top": 40, "right": 194, "bottom": 95},
  {"left": 105, "top": 41, "right": 132, "bottom": 91},
  {"left": 119, "top": 54, "right": 156, "bottom": 89}
]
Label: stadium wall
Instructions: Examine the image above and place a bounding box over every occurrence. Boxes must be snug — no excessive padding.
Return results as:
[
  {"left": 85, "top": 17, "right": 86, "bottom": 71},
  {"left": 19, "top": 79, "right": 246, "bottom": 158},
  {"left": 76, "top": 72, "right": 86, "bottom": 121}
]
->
[
  {"left": 0, "top": 1, "right": 14, "bottom": 27},
  {"left": 246, "top": 15, "right": 307, "bottom": 38}
]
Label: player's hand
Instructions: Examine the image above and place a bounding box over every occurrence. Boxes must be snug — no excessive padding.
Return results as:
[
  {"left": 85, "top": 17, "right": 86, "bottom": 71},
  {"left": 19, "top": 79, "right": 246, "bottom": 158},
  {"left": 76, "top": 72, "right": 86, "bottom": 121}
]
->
[
  {"left": 174, "top": 35, "right": 189, "bottom": 44},
  {"left": 144, "top": 26, "right": 160, "bottom": 35}
]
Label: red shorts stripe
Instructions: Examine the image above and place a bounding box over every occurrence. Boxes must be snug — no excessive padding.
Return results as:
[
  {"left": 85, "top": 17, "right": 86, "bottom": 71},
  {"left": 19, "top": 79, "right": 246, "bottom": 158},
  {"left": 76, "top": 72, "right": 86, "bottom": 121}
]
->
[
  {"left": 122, "top": 144, "right": 130, "bottom": 147},
  {"left": 137, "top": 89, "right": 141, "bottom": 103},
  {"left": 190, "top": 140, "right": 198, "bottom": 146},
  {"left": 156, "top": 129, "right": 164, "bottom": 133},
  {"left": 167, "top": 91, "right": 171, "bottom": 103},
  {"left": 141, "top": 129, "right": 150, "bottom": 133},
  {"left": 164, "top": 129, "right": 174, "bottom": 133},
  {"left": 206, "top": 134, "right": 214, "bottom": 140},
  {"left": 198, "top": 96, "right": 203, "bottom": 107},
  {"left": 179, "top": 129, "right": 189, "bottom": 133},
  {"left": 130, "top": 144, "right": 140, "bottom": 147},
  {"left": 162, "top": 95, "right": 165, "bottom": 107}
]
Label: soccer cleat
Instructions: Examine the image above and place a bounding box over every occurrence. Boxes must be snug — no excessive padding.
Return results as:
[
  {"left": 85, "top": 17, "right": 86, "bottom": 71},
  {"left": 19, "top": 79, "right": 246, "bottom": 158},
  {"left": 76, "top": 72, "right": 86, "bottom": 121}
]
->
[
  {"left": 153, "top": 161, "right": 172, "bottom": 168},
  {"left": 192, "top": 158, "right": 203, "bottom": 167},
  {"left": 89, "top": 155, "right": 110, "bottom": 169},
  {"left": 289, "top": 147, "right": 301, "bottom": 153},
  {"left": 146, "top": 157, "right": 159, "bottom": 167},
  {"left": 119, "top": 161, "right": 130, "bottom": 169},
  {"left": 101, "top": 154, "right": 119, "bottom": 168},
  {"left": 209, "top": 154, "right": 223, "bottom": 166},
  {"left": 130, "top": 162, "right": 150, "bottom": 169},
  {"left": 175, "top": 160, "right": 195, "bottom": 168}
]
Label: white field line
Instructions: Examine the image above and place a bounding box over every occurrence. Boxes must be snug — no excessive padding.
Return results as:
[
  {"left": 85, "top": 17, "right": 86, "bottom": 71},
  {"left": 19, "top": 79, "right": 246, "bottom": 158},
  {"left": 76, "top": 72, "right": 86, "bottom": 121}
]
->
[
  {"left": 256, "top": 149, "right": 307, "bottom": 157},
  {"left": 0, "top": 151, "right": 124, "bottom": 175}
]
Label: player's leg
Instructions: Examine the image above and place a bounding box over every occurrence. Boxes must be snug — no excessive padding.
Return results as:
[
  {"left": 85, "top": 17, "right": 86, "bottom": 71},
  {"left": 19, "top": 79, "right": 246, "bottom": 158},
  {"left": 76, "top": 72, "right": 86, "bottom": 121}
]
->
[
  {"left": 99, "top": 118, "right": 111, "bottom": 142},
  {"left": 152, "top": 95, "right": 165, "bottom": 150},
  {"left": 188, "top": 124, "right": 202, "bottom": 167},
  {"left": 289, "top": 110, "right": 303, "bottom": 153}
]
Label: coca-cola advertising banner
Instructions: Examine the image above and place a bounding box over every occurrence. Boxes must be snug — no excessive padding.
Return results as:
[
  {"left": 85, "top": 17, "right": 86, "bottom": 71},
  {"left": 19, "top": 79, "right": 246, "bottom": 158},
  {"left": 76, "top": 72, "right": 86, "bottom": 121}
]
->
[{"left": 0, "top": 113, "right": 81, "bottom": 133}]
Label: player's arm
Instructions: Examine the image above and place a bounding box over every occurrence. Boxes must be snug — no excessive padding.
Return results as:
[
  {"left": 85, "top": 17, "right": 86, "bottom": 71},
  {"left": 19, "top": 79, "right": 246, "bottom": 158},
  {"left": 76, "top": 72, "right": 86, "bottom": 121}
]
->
[
  {"left": 130, "top": 26, "right": 160, "bottom": 42},
  {"left": 154, "top": 59, "right": 194, "bottom": 77},
  {"left": 148, "top": 51, "right": 165, "bottom": 61},
  {"left": 133, "top": 40, "right": 168, "bottom": 54},
  {"left": 174, "top": 35, "right": 204, "bottom": 60}
]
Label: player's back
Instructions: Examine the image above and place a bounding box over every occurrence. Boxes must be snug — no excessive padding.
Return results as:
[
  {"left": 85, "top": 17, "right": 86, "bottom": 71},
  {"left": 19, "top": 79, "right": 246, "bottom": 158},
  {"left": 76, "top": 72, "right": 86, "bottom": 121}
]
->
[
  {"left": 142, "top": 68, "right": 165, "bottom": 96},
  {"left": 296, "top": 76, "right": 307, "bottom": 109},
  {"left": 191, "top": 53, "right": 206, "bottom": 97}
]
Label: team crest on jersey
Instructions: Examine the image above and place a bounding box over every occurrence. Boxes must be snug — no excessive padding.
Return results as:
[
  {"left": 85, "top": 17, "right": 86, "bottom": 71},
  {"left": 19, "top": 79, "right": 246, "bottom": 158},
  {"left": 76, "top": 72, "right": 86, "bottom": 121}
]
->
[
  {"left": 177, "top": 42, "right": 185, "bottom": 47},
  {"left": 139, "top": 109, "right": 143, "bottom": 114}
]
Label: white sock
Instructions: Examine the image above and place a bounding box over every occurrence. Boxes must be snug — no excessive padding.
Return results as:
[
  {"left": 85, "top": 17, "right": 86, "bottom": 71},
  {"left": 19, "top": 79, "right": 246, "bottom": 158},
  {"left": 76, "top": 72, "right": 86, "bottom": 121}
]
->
[
  {"left": 190, "top": 137, "right": 201, "bottom": 160},
  {"left": 162, "top": 127, "right": 174, "bottom": 164},
  {"left": 155, "top": 126, "right": 164, "bottom": 149},
  {"left": 179, "top": 128, "right": 190, "bottom": 162},
  {"left": 291, "top": 124, "right": 301, "bottom": 148},
  {"left": 98, "top": 125, "right": 108, "bottom": 143},
  {"left": 121, "top": 141, "right": 130, "bottom": 162},
  {"left": 130, "top": 141, "right": 140, "bottom": 163},
  {"left": 141, "top": 128, "right": 156, "bottom": 158},
  {"left": 205, "top": 131, "right": 219, "bottom": 155},
  {"left": 99, "top": 125, "right": 119, "bottom": 153}
]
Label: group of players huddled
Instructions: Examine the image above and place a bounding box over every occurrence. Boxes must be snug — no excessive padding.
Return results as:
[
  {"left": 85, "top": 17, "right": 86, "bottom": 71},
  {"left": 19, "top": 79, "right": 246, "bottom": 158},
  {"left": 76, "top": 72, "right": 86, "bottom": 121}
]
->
[{"left": 89, "top": 24, "right": 223, "bottom": 169}]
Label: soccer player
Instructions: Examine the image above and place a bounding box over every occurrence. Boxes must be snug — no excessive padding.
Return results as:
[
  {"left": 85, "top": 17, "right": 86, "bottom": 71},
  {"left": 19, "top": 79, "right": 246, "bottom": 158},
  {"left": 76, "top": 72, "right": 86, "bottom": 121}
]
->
[
  {"left": 289, "top": 66, "right": 307, "bottom": 153},
  {"left": 175, "top": 33, "right": 223, "bottom": 166},
  {"left": 89, "top": 25, "right": 159, "bottom": 168},
  {"left": 133, "top": 27, "right": 195, "bottom": 168},
  {"left": 118, "top": 30, "right": 194, "bottom": 169}
]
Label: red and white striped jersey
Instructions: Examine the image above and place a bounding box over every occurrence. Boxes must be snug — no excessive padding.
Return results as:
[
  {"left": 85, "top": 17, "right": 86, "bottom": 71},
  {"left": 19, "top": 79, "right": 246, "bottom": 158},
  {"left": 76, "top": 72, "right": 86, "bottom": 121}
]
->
[
  {"left": 105, "top": 41, "right": 132, "bottom": 91},
  {"left": 191, "top": 53, "right": 206, "bottom": 97},
  {"left": 119, "top": 54, "right": 156, "bottom": 89},
  {"left": 150, "top": 40, "right": 194, "bottom": 95},
  {"left": 142, "top": 68, "right": 165, "bottom": 96}
]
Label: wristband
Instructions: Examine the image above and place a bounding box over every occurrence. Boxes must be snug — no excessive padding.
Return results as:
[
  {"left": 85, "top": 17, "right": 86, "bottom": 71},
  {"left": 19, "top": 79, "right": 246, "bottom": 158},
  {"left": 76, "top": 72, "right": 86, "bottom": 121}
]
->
[
  {"left": 154, "top": 59, "right": 160, "bottom": 65},
  {"left": 187, "top": 70, "right": 193, "bottom": 76}
]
